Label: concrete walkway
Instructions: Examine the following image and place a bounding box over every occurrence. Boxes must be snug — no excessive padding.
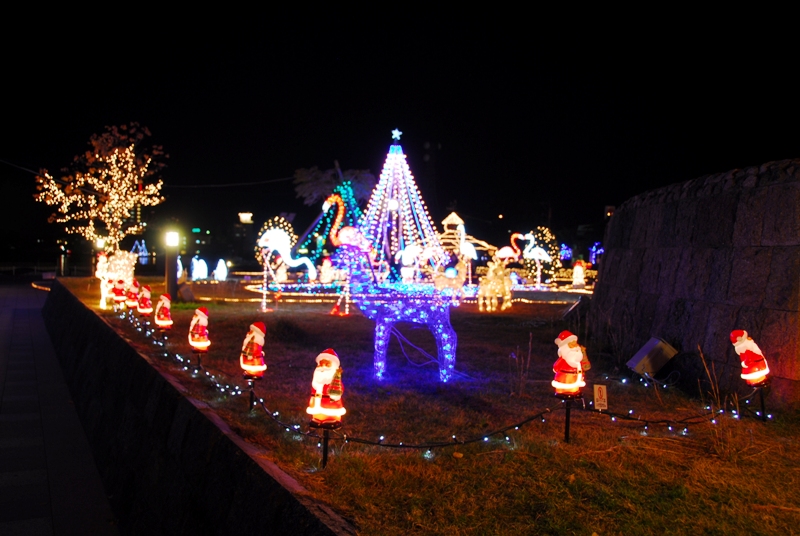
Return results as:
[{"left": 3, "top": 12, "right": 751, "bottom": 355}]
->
[{"left": 0, "top": 282, "right": 118, "bottom": 535}]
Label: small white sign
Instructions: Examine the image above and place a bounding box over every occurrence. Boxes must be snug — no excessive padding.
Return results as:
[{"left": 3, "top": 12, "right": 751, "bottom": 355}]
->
[{"left": 594, "top": 384, "right": 608, "bottom": 411}]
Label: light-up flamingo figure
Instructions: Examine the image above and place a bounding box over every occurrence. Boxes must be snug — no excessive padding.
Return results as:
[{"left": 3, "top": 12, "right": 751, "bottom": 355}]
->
[
  {"left": 323, "top": 193, "right": 347, "bottom": 247},
  {"left": 494, "top": 232, "right": 525, "bottom": 262},
  {"left": 455, "top": 223, "right": 478, "bottom": 284},
  {"left": 258, "top": 228, "right": 318, "bottom": 281},
  {"left": 524, "top": 240, "right": 552, "bottom": 289}
]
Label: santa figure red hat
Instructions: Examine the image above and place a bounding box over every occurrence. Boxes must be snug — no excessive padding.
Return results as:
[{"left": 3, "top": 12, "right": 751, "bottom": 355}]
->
[
  {"left": 126, "top": 279, "right": 140, "bottom": 309},
  {"left": 306, "top": 348, "right": 345, "bottom": 424},
  {"left": 112, "top": 279, "right": 127, "bottom": 306},
  {"left": 552, "top": 330, "right": 586, "bottom": 396},
  {"left": 730, "top": 330, "right": 770, "bottom": 387},
  {"left": 240, "top": 322, "right": 267, "bottom": 378},
  {"left": 137, "top": 284, "right": 153, "bottom": 316},
  {"left": 188, "top": 307, "right": 210, "bottom": 352},
  {"left": 154, "top": 293, "right": 173, "bottom": 329}
]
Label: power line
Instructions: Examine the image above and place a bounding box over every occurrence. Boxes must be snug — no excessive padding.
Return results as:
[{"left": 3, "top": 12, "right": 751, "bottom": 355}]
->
[
  {"left": 0, "top": 158, "right": 295, "bottom": 189},
  {"left": 0, "top": 158, "right": 39, "bottom": 176},
  {"left": 164, "top": 177, "right": 294, "bottom": 188}
]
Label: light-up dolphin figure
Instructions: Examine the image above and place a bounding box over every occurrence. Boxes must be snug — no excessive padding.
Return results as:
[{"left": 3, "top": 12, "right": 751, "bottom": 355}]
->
[
  {"left": 214, "top": 259, "right": 228, "bottom": 281},
  {"left": 191, "top": 256, "right": 208, "bottom": 280},
  {"left": 258, "top": 227, "right": 317, "bottom": 281}
]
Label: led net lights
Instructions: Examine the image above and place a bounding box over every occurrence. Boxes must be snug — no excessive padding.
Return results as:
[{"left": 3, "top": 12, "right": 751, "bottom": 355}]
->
[{"left": 359, "top": 132, "right": 447, "bottom": 269}]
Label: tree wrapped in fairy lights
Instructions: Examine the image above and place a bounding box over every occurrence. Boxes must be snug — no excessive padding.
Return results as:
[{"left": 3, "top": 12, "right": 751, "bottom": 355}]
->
[
  {"left": 359, "top": 130, "right": 447, "bottom": 273},
  {"left": 295, "top": 181, "right": 364, "bottom": 264},
  {"left": 34, "top": 123, "right": 166, "bottom": 252}
]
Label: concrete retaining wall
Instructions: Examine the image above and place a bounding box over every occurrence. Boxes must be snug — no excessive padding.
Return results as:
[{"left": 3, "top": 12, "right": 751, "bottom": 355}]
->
[
  {"left": 589, "top": 159, "right": 800, "bottom": 406},
  {"left": 42, "top": 280, "right": 355, "bottom": 535}
]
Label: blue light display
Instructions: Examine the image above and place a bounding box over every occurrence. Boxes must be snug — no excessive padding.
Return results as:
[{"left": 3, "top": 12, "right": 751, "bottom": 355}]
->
[{"left": 334, "top": 244, "right": 457, "bottom": 382}]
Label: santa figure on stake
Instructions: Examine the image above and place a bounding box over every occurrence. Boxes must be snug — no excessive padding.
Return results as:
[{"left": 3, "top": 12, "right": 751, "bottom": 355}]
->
[
  {"left": 154, "top": 293, "right": 173, "bottom": 330},
  {"left": 240, "top": 322, "right": 267, "bottom": 379},
  {"left": 306, "top": 348, "right": 346, "bottom": 425},
  {"left": 552, "top": 330, "right": 588, "bottom": 397},
  {"left": 126, "top": 279, "right": 140, "bottom": 309},
  {"left": 112, "top": 279, "right": 127, "bottom": 310},
  {"left": 188, "top": 307, "right": 210, "bottom": 352},
  {"left": 137, "top": 284, "right": 153, "bottom": 317},
  {"left": 730, "top": 330, "right": 770, "bottom": 387}
]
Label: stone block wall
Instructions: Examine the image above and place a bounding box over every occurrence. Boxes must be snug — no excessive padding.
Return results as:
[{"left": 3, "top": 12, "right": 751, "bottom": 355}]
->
[
  {"left": 589, "top": 159, "right": 800, "bottom": 406},
  {"left": 42, "top": 280, "right": 355, "bottom": 535}
]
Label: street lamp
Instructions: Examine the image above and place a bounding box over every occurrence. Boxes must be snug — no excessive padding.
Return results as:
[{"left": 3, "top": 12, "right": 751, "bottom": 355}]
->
[{"left": 165, "top": 231, "right": 179, "bottom": 301}]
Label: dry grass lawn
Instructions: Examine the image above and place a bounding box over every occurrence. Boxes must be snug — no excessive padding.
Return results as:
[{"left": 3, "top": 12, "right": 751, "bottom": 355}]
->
[{"left": 61, "top": 277, "right": 800, "bottom": 535}]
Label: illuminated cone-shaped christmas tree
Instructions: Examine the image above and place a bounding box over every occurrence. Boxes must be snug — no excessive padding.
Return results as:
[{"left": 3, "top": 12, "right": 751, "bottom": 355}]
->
[{"left": 359, "top": 130, "right": 447, "bottom": 269}]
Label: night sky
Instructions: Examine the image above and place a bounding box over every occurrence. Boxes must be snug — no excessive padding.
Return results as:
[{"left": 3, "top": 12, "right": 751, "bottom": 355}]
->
[{"left": 4, "top": 24, "right": 798, "bottom": 262}]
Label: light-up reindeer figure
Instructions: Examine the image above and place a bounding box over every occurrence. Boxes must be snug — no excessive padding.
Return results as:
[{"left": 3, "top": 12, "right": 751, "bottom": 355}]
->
[
  {"left": 97, "top": 251, "right": 138, "bottom": 309},
  {"left": 477, "top": 259, "right": 512, "bottom": 312},
  {"left": 334, "top": 242, "right": 457, "bottom": 382}
]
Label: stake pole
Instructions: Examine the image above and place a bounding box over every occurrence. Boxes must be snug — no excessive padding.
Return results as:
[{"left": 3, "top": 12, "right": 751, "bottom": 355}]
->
[
  {"left": 322, "top": 428, "right": 330, "bottom": 468},
  {"left": 564, "top": 399, "right": 572, "bottom": 443}
]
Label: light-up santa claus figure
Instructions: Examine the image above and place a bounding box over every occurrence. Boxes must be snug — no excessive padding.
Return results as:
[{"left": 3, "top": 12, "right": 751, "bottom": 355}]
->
[
  {"left": 112, "top": 279, "right": 127, "bottom": 310},
  {"left": 154, "top": 293, "right": 173, "bottom": 331},
  {"left": 240, "top": 322, "right": 267, "bottom": 379},
  {"left": 572, "top": 258, "right": 586, "bottom": 290},
  {"left": 188, "top": 306, "right": 211, "bottom": 353},
  {"left": 137, "top": 284, "right": 153, "bottom": 317},
  {"left": 306, "top": 348, "right": 346, "bottom": 425},
  {"left": 730, "top": 330, "right": 770, "bottom": 387},
  {"left": 552, "top": 330, "right": 587, "bottom": 397},
  {"left": 126, "top": 279, "right": 140, "bottom": 309}
]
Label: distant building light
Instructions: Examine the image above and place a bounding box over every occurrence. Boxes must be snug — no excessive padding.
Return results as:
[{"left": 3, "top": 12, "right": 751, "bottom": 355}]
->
[
  {"left": 238, "top": 212, "right": 254, "bottom": 224},
  {"left": 192, "top": 228, "right": 201, "bottom": 233}
]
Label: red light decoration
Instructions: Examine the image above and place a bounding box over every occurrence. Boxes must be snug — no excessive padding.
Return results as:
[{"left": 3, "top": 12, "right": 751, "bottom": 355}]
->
[
  {"left": 137, "top": 285, "right": 153, "bottom": 316},
  {"left": 154, "top": 293, "right": 173, "bottom": 330},
  {"left": 306, "top": 348, "right": 345, "bottom": 425},
  {"left": 112, "top": 279, "right": 126, "bottom": 309},
  {"left": 188, "top": 307, "right": 210, "bottom": 352},
  {"left": 240, "top": 322, "right": 267, "bottom": 379},
  {"left": 552, "top": 330, "right": 586, "bottom": 397},
  {"left": 125, "top": 279, "right": 140, "bottom": 309},
  {"left": 730, "top": 330, "right": 770, "bottom": 387}
]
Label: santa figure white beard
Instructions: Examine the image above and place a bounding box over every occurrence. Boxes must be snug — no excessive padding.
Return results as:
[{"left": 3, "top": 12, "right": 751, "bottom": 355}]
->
[
  {"left": 734, "top": 338, "right": 763, "bottom": 357},
  {"left": 559, "top": 345, "right": 584, "bottom": 369},
  {"left": 312, "top": 365, "right": 336, "bottom": 394}
]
